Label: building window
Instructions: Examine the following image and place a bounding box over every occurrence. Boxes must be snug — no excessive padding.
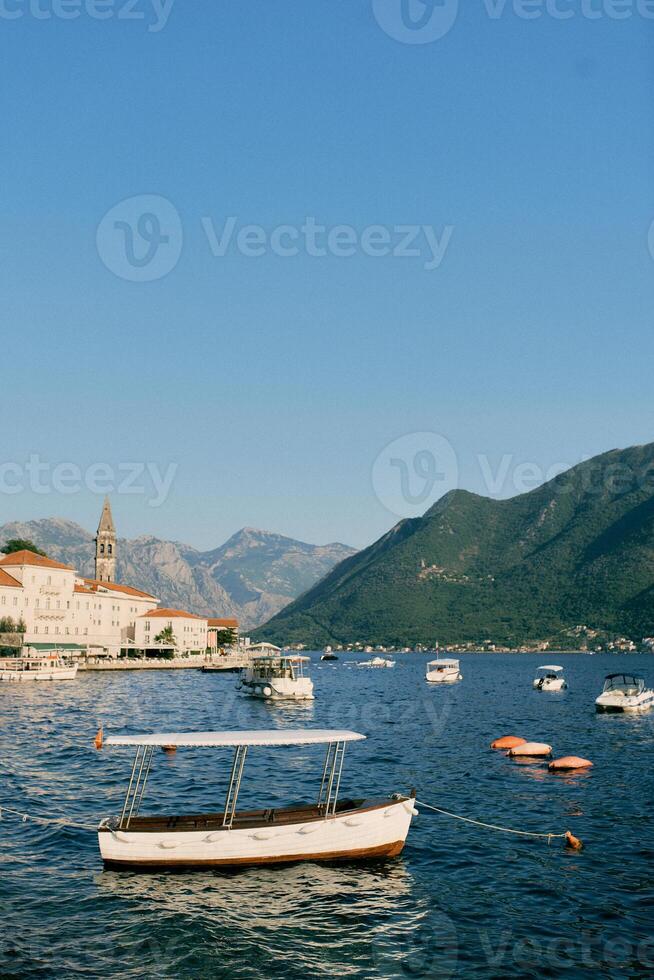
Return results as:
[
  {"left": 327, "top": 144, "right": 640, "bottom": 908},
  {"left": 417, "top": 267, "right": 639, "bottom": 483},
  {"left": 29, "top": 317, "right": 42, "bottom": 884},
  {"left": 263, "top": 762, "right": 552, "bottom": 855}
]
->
[
  {"left": 1, "top": 597, "right": 5, "bottom": 606},
  {"left": 55, "top": 627, "right": 60, "bottom": 635},
  {"left": 108, "top": 544, "right": 112, "bottom": 555},
  {"left": 12, "top": 597, "right": 17, "bottom": 606},
  {"left": 47, "top": 576, "right": 51, "bottom": 585},
  {"left": 100, "top": 544, "right": 105, "bottom": 554},
  {"left": 34, "top": 626, "right": 39, "bottom": 634},
  {"left": 44, "top": 627, "right": 49, "bottom": 634}
]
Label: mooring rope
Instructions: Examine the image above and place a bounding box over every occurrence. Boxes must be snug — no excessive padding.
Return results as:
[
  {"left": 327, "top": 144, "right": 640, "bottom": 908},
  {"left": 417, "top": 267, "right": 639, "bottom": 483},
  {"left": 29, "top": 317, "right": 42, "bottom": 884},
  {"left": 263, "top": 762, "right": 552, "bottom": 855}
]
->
[
  {"left": 415, "top": 799, "right": 581, "bottom": 847},
  {"left": 0, "top": 805, "right": 97, "bottom": 832}
]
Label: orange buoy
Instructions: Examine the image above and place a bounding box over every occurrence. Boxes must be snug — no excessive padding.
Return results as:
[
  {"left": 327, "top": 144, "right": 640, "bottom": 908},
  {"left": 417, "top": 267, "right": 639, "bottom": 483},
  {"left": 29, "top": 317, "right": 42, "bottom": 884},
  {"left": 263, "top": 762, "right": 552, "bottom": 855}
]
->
[
  {"left": 507, "top": 741, "right": 552, "bottom": 758},
  {"left": 565, "top": 830, "right": 584, "bottom": 850},
  {"left": 491, "top": 736, "right": 526, "bottom": 750},
  {"left": 94, "top": 727, "right": 104, "bottom": 750},
  {"left": 549, "top": 756, "right": 593, "bottom": 772}
]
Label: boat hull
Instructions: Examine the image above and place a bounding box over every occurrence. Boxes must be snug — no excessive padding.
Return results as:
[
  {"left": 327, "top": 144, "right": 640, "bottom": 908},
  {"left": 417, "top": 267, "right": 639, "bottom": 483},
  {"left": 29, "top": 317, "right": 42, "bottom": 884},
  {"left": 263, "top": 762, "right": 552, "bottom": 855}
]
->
[
  {"left": 533, "top": 678, "right": 567, "bottom": 691},
  {"left": 0, "top": 666, "right": 78, "bottom": 682},
  {"left": 595, "top": 692, "right": 654, "bottom": 713},
  {"left": 426, "top": 671, "right": 461, "bottom": 684},
  {"left": 98, "top": 796, "right": 414, "bottom": 870}
]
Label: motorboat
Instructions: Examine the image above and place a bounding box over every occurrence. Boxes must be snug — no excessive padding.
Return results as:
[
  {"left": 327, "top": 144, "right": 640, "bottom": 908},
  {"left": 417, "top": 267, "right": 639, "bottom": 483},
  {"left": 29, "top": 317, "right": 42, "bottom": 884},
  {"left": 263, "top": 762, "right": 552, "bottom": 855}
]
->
[
  {"left": 359, "top": 657, "right": 395, "bottom": 668},
  {"left": 238, "top": 654, "right": 314, "bottom": 701},
  {"left": 426, "top": 658, "right": 461, "bottom": 683},
  {"left": 533, "top": 665, "right": 567, "bottom": 692},
  {"left": 96, "top": 728, "right": 417, "bottom": 870},
  {"left": 0, "top": 651, "right": 78, "bottom": 682},
  {"left": 321, "top": 650, "right": 338, "bottom": 661},
  {"left": 595, "top": 673, "right": 654, "bottom": 713}
]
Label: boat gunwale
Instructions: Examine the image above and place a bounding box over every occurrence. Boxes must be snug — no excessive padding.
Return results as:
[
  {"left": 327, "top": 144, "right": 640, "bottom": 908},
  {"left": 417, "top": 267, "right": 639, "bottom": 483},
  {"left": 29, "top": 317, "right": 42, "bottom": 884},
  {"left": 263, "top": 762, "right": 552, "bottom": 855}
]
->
[{"left": 98, "top": 796, "right": 411, "bottom": 835}]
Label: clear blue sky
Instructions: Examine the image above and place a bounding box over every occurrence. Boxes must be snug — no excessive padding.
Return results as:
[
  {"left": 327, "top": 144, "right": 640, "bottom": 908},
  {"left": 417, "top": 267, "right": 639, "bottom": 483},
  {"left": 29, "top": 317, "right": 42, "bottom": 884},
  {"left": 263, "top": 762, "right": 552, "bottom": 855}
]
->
[{"left": 1, "top": 1, "right": 652, "bottom": 550}]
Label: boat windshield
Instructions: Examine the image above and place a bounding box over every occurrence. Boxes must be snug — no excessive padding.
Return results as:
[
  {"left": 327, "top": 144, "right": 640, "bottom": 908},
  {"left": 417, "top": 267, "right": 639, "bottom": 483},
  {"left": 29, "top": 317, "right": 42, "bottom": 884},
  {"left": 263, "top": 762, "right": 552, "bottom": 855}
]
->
[
  {"left": 602, "top": 674, "right": 644, "bottom": 695},
  {"left": 252, "top": 656, "right": 305, "bottom": 680}
]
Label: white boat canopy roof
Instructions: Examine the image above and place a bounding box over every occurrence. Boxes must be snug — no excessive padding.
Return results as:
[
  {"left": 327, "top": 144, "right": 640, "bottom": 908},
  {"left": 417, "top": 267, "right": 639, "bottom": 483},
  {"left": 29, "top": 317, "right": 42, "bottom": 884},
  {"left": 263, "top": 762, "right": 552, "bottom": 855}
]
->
[
  {"left": 536, "top": 665, "right": 564, "bottom": 672},
  {"left": 104, "top": 729, "right": 366, "bottom": 748},
  {"left": 428, "top": 658, "right": 459, "bottom": 667}
]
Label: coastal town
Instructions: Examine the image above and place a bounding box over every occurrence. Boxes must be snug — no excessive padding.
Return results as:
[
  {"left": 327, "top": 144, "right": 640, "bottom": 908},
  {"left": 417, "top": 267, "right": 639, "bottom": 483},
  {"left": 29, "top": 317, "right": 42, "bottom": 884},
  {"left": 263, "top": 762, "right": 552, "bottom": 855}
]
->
[{"left": 0, "top": 499, "right": 248, "bottom": 666}]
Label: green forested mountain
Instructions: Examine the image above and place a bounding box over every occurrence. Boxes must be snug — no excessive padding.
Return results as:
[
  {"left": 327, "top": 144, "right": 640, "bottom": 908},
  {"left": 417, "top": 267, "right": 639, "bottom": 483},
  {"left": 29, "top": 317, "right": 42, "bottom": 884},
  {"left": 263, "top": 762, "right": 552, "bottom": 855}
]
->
[{"left": 255, "top": 444, "right": 654, "bottom": 647}]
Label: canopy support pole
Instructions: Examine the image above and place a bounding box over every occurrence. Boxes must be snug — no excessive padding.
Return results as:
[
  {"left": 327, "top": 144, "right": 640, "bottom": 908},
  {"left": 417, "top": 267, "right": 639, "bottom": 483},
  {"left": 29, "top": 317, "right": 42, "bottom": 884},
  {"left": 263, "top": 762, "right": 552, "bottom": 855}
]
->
[
  {"left": 318, "top": 741, "right": 346, "bottom": 816},
  {"left": 120, "top": 747, "right": 143, "bottom": 829},
  {"left": 132, "top": 746, "right": 154, "bottom": 818},
  {"left": 223, "top": 745, "right": 248, "bottom": 828}
]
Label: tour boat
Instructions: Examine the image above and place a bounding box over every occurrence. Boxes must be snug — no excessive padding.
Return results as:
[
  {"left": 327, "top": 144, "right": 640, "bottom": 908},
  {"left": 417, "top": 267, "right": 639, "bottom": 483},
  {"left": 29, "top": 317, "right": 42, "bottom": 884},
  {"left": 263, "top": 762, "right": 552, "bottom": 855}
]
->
[
  {"left": 0, "top": 651, "right": 78, "bottom": 682},
  {"left": 595, "top": 673, "right": 654, "bottom": 713},
  {"left": 237, "top": 654, "right": 314, "bottom": 701},
  {"left": 533, "top": 665, "right": 567, "bottom": 692},
  {"left": 425, "top": 658, "right": 462, "bottom": 684},
  {"left": 359, "top": 657, "right": 396, "bottom": 668},
  {"left": 96, "top": 729, "right": 417, "bottom": 870}
]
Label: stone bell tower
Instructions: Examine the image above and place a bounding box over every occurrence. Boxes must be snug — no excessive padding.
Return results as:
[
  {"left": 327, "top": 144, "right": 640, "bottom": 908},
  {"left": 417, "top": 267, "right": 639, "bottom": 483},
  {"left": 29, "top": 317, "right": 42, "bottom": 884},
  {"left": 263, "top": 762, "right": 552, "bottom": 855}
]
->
[{"left": 95, "top": 497, "right": 117, "bottom": 583}]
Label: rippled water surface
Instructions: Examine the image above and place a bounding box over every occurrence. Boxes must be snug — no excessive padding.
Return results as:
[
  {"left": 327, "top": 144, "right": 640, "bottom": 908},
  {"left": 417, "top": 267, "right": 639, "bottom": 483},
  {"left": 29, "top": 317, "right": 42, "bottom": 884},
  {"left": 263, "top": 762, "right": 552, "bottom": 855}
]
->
[{"left": 1, "top": 653, "right": 653, "bottom": 978}]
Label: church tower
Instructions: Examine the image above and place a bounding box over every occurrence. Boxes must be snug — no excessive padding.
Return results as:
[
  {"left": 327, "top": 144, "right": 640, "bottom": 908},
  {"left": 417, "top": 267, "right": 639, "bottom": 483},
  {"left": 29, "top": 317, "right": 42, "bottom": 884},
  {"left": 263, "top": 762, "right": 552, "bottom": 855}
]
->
[{"left": 95, "top": 497, "right": 117, "bottom": 583}]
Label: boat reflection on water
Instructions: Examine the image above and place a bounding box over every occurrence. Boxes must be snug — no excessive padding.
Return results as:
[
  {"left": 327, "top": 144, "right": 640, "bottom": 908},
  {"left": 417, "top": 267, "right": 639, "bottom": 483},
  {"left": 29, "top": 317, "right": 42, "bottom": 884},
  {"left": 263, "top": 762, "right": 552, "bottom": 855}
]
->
[{"left": 96, "top": 858, "right": 419, "bottom": 924}]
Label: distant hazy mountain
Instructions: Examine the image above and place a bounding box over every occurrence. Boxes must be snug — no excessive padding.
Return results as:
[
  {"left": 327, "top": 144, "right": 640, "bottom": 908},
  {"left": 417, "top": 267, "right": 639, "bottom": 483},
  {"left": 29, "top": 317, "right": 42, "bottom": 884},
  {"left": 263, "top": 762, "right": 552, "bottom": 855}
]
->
[
  {"left": 0, "top": 520, "right": 355, "bottom": 630},
  {"left": 254, "top": 444, "right": 654, "bottom": 647}
]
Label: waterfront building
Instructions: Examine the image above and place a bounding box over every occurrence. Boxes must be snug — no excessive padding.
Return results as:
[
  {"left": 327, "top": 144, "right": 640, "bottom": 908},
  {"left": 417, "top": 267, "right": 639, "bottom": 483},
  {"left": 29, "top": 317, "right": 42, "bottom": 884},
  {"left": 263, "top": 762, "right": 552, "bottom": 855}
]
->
[
  {"left": 135, "top": 608, "right": 209, "bottom": 655},
  {"left": 0, "top": 501, "right": 239, "bottom": 659}
]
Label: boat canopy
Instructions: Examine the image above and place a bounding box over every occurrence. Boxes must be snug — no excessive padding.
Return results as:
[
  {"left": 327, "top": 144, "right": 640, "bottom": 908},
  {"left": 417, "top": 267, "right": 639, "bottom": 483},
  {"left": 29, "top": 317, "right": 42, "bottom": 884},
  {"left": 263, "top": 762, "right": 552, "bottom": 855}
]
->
[
  {"left": 427, "top": 659, "right": 459, "bottom": 667},
  {"left": 537, "top": 665, "right": 564, "bottom": 672},
  {"left": 105, "top": 729, "right": 366, "bottom": 748}
]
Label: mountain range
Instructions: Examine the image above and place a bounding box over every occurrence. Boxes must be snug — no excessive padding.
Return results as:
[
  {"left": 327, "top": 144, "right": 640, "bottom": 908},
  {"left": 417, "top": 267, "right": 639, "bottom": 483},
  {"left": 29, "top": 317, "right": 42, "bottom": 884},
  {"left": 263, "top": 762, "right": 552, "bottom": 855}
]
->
[
  {"left": 254, "top": 444, "right": 654, "bottom": 647},
  {"left": 0, "top": 520, "right": 355, "bottom": 630}
]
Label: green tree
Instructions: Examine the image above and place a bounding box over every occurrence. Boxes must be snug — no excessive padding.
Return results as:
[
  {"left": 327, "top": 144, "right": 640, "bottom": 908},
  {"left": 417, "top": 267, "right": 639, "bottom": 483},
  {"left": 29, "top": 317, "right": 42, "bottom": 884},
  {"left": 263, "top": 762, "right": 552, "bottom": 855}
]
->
[
  {"left": 213, "top": 628, "right": 237, "bottom": 648},
  {"left": 0, "top": 617, "right": 16, "bottom": 633},
  {"left": 1, "top": 539, "right": 47, "bottom": 556},
  {"left": 154, "top": 625, "right": 176, "bottom": 647}
]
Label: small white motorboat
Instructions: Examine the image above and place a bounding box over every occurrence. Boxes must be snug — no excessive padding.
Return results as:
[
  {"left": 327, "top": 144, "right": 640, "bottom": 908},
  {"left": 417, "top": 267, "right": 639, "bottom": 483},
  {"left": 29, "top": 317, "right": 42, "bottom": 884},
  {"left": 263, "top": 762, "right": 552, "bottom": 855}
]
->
[
  {"left": 238, "top": 654, "right": 314, "bottom": 701},
  {"left": 533, "top": 665, "right": 567, "bottom": 692},
  {"left": 96, "top": 728, "right": 417, "bottom": 870},
  {"left": 426, "top": 658, "right": 461, "bottom": 684},
  {"left": 359, "top": 657, "right": 396, "bottom": 668},
  {"left": 0, "top": 651, "right": 78, "bottom": 682},
  {"left": 595, "top": 673, "right": 654, "bottom": 713}
]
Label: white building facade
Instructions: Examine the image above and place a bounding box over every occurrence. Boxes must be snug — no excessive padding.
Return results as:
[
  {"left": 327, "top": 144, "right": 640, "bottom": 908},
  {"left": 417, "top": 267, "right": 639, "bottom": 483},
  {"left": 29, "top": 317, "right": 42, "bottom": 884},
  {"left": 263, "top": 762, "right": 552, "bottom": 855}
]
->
[
  {"left": 135, "top": 608, "right": 209, "bottom": 655},
  {"left": 0, "top": 550, "right": 161, "bottom": 658}
]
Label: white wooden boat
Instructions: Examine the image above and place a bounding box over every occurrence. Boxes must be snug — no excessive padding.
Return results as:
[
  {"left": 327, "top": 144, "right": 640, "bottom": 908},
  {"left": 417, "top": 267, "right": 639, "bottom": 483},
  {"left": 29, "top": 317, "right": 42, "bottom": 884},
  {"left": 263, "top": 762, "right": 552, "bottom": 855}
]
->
[
  {"left": 359, "top": 657, "right": 396, "bottom": 668},
  {"left": 426, "top": 658, "right": 461, "bottom": 683},
  {"left": 97, "top": 729, "right": 417, "bottom": 870},
  {"left": 0, "top": 651, "right": 78, "bottom": 682},
  {"left": 237, "top": 654, "right": 314, "bottom": 700},
  {"left": 595, "top": 673, "right": 654, "bottom": 712},
  {"left": 533, "top": 665, "right": 567, "bottom": 692}
]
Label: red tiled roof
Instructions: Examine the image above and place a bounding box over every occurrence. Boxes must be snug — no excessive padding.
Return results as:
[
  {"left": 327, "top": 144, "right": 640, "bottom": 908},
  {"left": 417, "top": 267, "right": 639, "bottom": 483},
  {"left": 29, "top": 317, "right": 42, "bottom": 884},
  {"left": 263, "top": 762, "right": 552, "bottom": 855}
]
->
[
  {"left": 139, "top": 608, "right": 206, "bottom": 620},
  {"left": 0, "top": 550, "right": 72, "bottom": 570},
  {"left": 0, "top": 568, "right": 23, "bottom": 589},
  {"left": 74, "top": 584, "right": 96, "bottom": 595},
  {"left": 83, "top": 579, "right": 157, "bottom": 600},
  {"left": 208, "top": 618, "right": 239, "bottom": 628}
]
